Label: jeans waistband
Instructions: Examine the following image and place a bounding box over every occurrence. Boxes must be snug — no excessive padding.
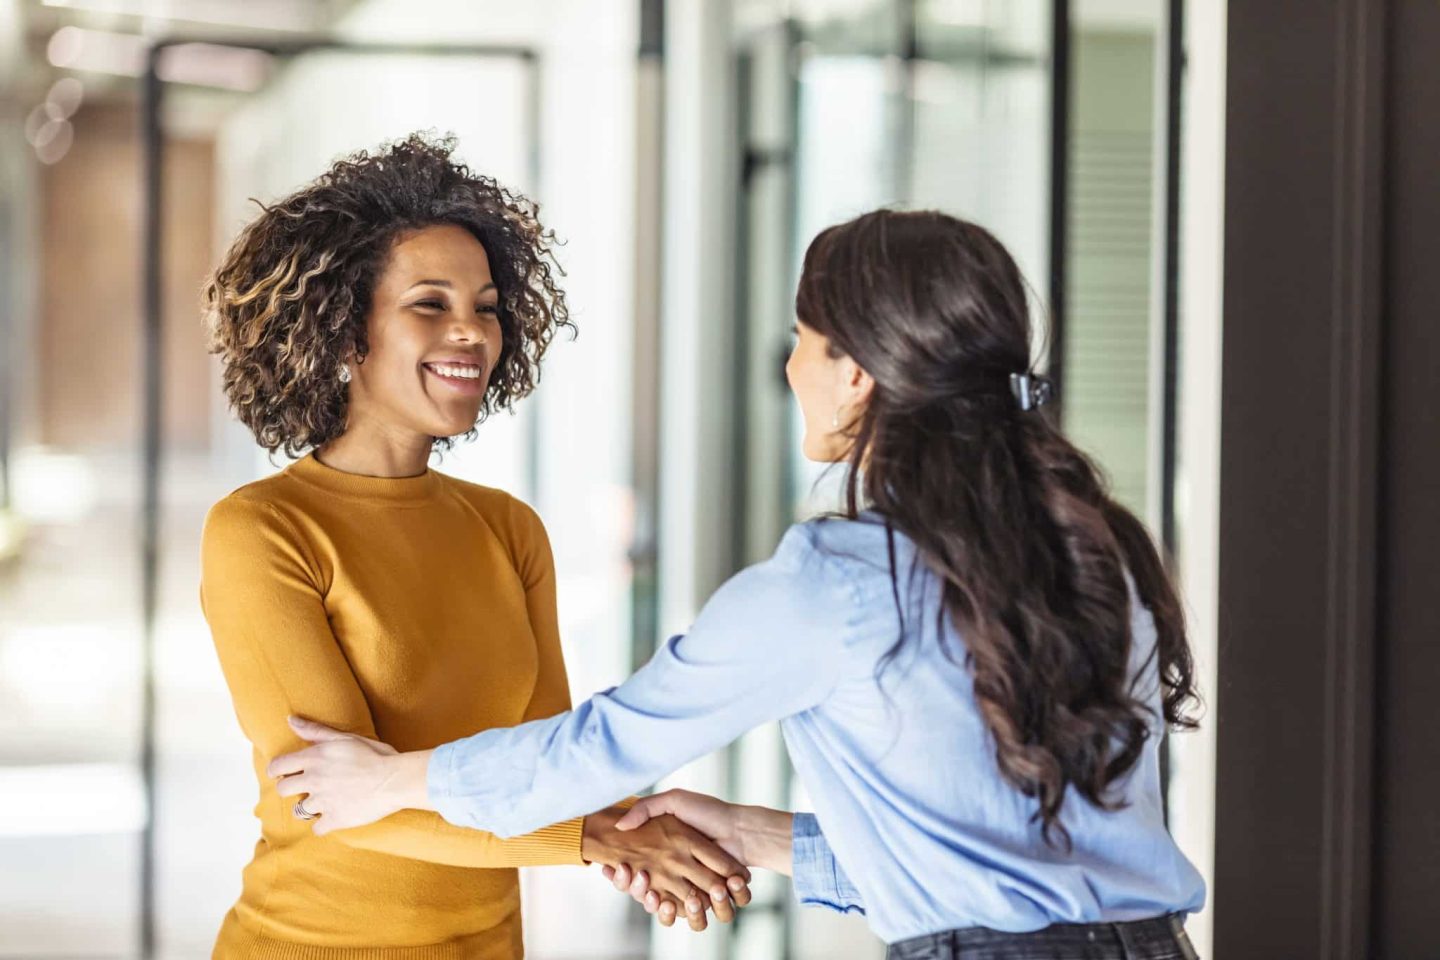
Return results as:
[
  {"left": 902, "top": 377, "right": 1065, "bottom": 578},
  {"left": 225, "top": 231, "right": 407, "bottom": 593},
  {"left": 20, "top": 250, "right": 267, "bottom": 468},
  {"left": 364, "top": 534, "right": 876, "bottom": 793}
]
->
[{"left": 886, "top": 914, "right": 1198, "bottom": 960}]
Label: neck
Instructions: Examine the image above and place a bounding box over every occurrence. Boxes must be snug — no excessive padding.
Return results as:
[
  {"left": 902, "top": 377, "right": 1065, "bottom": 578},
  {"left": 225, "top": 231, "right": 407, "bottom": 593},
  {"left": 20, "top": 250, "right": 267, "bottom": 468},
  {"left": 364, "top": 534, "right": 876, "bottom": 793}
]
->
[{"left": 316, "top": 420, "right": 433, "bottom": 478}]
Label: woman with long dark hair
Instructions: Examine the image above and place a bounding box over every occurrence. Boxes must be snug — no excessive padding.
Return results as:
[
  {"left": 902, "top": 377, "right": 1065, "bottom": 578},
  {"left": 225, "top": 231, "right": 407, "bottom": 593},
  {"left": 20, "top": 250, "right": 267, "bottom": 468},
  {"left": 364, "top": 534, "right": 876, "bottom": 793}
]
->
[{"left": 273, "top": 208, "right": 1206, "bottom": 958}]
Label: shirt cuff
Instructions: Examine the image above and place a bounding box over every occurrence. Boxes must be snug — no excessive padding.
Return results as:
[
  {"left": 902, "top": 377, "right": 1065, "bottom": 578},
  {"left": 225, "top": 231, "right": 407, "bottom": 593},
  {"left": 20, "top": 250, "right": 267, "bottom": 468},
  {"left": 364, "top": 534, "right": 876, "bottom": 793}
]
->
[
  {"left": 791, "top": 812, "right": 865, "bottom": 915},
  {"left": 428, "top": 738, "right": 481, "bottom": 830}
]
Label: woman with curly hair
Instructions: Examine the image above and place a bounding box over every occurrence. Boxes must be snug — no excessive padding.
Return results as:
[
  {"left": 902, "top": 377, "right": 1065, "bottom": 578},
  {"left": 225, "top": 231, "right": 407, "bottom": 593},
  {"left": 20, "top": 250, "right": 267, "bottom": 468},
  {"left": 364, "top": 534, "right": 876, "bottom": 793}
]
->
[
  {"left": 277, "top": 209, "right": 1207, "bottom": 960},
  {"left": 198, "top": 134, "right": 749, "bottom": 959}
]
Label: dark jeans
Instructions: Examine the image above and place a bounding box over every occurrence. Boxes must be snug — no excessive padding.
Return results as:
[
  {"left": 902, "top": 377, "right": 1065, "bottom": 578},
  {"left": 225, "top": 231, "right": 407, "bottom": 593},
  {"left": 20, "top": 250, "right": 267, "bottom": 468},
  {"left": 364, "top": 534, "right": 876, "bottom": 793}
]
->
[{"left": 886, "top": 914, "right": 1199, "bottom": 960}]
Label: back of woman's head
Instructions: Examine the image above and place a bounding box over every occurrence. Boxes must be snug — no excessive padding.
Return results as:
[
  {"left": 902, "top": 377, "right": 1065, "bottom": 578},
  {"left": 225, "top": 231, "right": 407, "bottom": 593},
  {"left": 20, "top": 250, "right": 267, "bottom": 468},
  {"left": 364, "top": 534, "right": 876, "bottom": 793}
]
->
[{"left": 797, "top": 209, "right": 1198, "bottom": 847}]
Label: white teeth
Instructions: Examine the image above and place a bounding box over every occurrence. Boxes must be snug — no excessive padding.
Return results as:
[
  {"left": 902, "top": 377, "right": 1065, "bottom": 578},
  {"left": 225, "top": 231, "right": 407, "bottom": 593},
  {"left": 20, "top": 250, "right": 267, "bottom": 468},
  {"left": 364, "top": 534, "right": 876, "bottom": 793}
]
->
[{"left": 429, "top": 363, "right": 481, "bottom": 380}]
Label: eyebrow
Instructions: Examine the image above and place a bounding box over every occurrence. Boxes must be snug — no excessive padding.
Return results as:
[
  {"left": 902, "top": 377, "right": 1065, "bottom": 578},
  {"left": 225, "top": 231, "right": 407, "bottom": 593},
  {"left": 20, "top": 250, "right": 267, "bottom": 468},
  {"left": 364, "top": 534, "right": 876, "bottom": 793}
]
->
[{"left": 404, "top": 280, "right": 497, "bottom": 294}]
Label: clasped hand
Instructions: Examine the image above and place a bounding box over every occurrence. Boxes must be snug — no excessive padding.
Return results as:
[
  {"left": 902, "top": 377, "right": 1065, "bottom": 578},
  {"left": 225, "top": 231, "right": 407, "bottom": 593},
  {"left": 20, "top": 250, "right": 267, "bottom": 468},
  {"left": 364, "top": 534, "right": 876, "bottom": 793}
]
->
[{"left": 268, "top": 717, "right": 758, "bottom": 933}]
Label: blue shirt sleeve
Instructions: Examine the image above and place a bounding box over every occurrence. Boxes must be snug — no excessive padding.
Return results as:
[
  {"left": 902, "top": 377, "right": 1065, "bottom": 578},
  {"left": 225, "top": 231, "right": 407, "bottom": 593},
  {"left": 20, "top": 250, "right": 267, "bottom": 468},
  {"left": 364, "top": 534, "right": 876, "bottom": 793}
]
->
[
  {"left": 427, "top": 526, "right": 856, "bottom": 838},
  {"left": 792, "top": 813, "right": 866, "bottom": 914}
]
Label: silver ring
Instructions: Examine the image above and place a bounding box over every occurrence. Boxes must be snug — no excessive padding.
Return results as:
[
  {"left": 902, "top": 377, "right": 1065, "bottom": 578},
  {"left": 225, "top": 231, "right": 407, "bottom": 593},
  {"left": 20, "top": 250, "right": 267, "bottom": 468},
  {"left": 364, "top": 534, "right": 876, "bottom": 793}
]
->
[{"left": 293, "top": 797, "right": 318, "bottom": 821}]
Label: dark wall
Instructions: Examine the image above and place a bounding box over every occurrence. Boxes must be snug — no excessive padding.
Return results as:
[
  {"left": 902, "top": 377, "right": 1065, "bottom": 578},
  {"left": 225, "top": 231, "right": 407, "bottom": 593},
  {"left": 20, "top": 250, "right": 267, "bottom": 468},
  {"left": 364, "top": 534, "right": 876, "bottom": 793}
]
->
[
  {"left": 1372, "top": 1, "right": 1440, "bottom": 954},
  {"left": 1217, "top": 2, "right": 1439, "bottom": 958}
]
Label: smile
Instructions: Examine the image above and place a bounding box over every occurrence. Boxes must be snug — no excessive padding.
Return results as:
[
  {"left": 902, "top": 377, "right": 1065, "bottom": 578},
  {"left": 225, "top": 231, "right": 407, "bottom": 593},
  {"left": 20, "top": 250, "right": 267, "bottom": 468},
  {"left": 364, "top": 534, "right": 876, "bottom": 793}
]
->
[
  {"left": 422, "top": 362, "right": 487, "bottom": 396},
  {"left": 423, "top": 362, "right": 483, "bottom": 380}
]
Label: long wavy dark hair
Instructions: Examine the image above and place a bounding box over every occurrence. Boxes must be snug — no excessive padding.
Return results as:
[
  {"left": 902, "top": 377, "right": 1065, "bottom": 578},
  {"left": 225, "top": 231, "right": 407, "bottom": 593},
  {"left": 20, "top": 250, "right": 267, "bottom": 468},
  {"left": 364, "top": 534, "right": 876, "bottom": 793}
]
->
[{"left": 797, "top": 209, "right": 1199, "bottom": 848}]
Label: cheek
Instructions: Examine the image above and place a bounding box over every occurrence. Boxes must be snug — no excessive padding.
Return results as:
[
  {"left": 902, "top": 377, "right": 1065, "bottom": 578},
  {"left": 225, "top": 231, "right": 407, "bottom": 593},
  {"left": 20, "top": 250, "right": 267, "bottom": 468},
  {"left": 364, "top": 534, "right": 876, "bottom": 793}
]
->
[{"left": 789, "top": 353, "right": 827, "bottom": 422}]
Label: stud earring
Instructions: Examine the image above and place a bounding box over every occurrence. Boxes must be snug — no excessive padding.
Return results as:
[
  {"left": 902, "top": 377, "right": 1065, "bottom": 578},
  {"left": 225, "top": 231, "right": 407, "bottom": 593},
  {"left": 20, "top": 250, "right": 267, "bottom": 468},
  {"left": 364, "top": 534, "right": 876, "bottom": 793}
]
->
[
  {"left": 832, "top": 407, "right": 841, "bottom": 430},
  {"left": 338, "top": 364, "right": 352, "bottom": 384}
]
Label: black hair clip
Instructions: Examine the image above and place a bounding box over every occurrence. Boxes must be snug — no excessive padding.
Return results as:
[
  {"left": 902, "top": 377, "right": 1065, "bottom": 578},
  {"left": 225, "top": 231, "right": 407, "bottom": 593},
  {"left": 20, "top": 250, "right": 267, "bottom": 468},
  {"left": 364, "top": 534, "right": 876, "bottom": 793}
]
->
[{"left": 1010, "top": 372, "right": 1055, "bottom": 412}]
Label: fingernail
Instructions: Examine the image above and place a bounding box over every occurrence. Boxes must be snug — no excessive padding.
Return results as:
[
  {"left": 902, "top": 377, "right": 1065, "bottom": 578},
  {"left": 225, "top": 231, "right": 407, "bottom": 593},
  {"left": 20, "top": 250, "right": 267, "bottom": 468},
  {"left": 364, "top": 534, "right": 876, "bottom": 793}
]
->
[
  {"left": 711, "top": 888, "right": 726, "bottom": 902},
  {"left": 728, "top": 876, "right": 745, "bottom": 891},
  {"left": 687, "top": 899, "right": 701, "bottom": 914}
]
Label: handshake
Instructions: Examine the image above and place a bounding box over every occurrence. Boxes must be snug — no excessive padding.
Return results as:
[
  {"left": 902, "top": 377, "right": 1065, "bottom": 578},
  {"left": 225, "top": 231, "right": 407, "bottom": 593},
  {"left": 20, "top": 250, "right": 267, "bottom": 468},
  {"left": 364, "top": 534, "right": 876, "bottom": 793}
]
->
[{"left": 579, "top": 789, "right": 793, "bottom": 933}]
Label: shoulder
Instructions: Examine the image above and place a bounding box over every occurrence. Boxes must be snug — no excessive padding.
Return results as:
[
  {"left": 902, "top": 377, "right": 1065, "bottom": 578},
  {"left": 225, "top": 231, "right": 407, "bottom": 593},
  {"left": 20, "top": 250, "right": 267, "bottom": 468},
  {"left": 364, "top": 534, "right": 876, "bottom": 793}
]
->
[
  {"left": 721, "top": 515, "right": 912, "bottom": 616},
  {"left": 203, "top": 475, "right": 316, "bottom": 552},
  {"left": 201, "top": 484, "right": 324, "bottom": 584},
  {"left": 434, "top": 473, "right": 551, "bottom": 550},
  {"left": 203, "top": 480, "right": 295, "bottom": 542},
  {"left": 777, "top": 513, "right": 923, "bottom": 602}
]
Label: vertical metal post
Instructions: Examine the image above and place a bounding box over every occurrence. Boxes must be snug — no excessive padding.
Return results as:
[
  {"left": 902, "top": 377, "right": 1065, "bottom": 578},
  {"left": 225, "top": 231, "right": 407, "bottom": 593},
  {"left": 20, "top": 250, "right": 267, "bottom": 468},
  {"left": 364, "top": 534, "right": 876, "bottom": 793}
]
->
[
  {"left": 630, "top": 0, "right": 665, "bottom": 672},
  {"left": 523, "top": 51, "right": 544, "bottom": 506},
  {"left": 1160, "top": 0, "right": 1184, "bottom": 558},
  {"left": 0, "top": 191, "right": 12, "bottom": 512},
  {"left": 1047, "top": 0, "right": 1070, "bottom": 395},
  {"left": 139, "top": 47, "right": 164, "bottom": 960}
]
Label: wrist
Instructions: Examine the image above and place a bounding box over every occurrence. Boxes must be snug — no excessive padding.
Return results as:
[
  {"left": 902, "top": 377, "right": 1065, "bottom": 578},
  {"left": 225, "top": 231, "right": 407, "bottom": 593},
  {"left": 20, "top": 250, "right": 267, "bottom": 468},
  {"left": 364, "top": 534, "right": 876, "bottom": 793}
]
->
[
  {"left": 386, "top": 749, "right": 436, "bottom": 813},
  {"left": 580, "top": 806, "right": 624, "bottom": 866},
  {"left": 734, "top": 805, "right": 794, "bottom": 875}
]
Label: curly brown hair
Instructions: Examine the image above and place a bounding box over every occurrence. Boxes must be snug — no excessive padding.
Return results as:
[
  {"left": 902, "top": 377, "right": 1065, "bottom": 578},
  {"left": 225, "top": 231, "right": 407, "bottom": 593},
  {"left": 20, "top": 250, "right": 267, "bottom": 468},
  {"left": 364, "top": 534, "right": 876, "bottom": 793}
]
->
[{"left": 203, "top": 132, "right": 572, "bottom": 457}]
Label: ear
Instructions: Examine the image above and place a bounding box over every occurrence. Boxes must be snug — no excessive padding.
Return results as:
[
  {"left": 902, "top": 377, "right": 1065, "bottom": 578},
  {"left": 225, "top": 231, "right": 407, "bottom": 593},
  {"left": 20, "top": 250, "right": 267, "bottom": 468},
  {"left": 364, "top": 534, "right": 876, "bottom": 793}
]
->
[{"left": 843, "top": 357, "right": 875, "bottom": 408}]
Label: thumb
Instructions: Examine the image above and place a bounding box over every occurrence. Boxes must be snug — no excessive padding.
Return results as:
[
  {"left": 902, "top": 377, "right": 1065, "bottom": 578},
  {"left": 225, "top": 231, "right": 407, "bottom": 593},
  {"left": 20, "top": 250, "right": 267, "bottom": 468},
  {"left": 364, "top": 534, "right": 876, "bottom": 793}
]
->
[
  {"left": 288, "top": 716, "right": 353, "bottom": 743},
  {"left": 615, "top": 797, "right": 665, "bottom": 831}
]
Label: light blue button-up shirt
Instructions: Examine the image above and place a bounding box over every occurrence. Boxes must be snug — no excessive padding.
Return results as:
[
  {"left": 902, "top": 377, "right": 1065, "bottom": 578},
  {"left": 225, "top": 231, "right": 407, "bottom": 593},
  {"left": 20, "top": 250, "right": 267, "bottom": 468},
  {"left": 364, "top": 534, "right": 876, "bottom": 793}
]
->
[{"left": 429, "top": 515, "right": 1206, "bottom": 944}]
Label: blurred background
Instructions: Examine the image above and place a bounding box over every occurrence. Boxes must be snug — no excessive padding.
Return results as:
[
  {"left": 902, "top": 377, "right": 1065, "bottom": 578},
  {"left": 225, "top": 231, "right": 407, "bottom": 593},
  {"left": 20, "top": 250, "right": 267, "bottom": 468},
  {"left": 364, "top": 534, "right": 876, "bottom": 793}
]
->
[{"left": 0, "top": 1, "right": 1435, "bottom": 958}]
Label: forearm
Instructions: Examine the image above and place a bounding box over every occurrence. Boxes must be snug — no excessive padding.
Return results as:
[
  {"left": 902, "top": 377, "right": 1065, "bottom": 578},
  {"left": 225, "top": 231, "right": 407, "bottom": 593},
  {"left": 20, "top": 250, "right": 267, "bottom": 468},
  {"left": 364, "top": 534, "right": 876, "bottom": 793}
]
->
[
  {"left": 340, "top": 810, "right": 585, "bottom": 867},
  {"left": 734, "top": 805, "right": 795, "bottom": 876}
]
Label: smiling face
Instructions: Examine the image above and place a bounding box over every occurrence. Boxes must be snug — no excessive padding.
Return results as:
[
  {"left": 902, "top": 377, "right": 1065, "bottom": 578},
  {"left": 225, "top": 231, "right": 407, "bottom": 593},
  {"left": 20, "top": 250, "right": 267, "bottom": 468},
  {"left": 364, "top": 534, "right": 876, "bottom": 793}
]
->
[{"left": 344, "top": 223, "right": 503, "bottom": 443}]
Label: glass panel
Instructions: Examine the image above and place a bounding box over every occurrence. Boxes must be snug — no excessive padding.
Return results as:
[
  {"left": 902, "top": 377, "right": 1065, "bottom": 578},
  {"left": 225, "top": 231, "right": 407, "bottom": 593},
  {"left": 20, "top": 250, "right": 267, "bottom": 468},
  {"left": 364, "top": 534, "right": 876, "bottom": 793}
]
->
[{"left": 1063, "top": 1, "right": 1164, "bottom": 520}]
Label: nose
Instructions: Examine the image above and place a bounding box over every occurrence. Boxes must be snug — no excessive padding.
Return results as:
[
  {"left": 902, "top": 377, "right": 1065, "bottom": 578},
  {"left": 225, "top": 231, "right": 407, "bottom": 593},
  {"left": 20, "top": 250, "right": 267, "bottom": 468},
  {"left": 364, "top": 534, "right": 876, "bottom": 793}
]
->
[{"left": 447, "top": 312, "right": 489, "bottom": 345}]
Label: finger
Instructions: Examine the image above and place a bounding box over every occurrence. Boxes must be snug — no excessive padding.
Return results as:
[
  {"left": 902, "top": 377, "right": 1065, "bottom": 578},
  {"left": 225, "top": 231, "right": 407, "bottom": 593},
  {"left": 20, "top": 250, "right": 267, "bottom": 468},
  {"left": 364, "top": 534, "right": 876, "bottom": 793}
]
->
[
  {"left": 287, "top": 716, "right": 356, "bottom": 743},
  {"left": 631, "top": 869, "right": 651, "bottom": 896},
  {"left": 657, "top": 899, "right": 677, "bottom": 927},
  {"left": 728, "top": 874, "right": 753, "bottom": 908},
  {"left": 643, "top": 890, "right": 660, "bottom": 914},
  {"left": 274, "top": 775, "right": 312, "bottom": 799},
  {"left": 610, "top": 862, "right": 631, "bottom": 892},
  {"left": 267, "top": 745, "right": 323, "bottom": 778},
  {"left": 679, "top": 863, "right": 730, "bottom": 915},
  {"left": 709, "top": 887, "right": 735, "bottom": 924},
  {"left": 629, "top": 869, "right": 653, "bottom": 907},
  {"left": 627, "top": 868, "right": 648, "bottom": 901},
  {"left": 614, "top": 797, "right": 662, "bottom": 832},
  {"left": 686, "top": 895, "right": 708, "bottom": 932},
  {"left": 601, "top": 864, "right": 615, "bottom": 882},
  {"left": 689, "top": 837, "right": 752, "bottom": 888}
]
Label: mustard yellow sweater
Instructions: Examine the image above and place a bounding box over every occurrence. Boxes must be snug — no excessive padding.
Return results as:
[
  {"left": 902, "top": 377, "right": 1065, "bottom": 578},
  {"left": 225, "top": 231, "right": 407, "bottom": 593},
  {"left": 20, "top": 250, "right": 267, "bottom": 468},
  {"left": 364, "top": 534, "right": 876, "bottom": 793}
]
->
[{"left": 200, "top": 453, "right": 585, "bottom": 959}]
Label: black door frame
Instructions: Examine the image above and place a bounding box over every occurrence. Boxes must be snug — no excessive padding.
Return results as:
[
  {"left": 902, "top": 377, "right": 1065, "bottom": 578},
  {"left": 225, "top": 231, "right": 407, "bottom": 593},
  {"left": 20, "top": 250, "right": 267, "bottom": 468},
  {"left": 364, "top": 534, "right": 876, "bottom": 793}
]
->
[{"left": 1214, "top": 1, "right": 1385, "bottom": 956}]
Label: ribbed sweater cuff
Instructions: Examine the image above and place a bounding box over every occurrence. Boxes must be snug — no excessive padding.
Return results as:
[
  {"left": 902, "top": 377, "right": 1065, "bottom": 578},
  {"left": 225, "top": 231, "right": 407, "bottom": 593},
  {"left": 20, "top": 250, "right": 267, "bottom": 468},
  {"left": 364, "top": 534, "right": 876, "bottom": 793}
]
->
[{"left": 502, "top": 816, "right": 585, "bottom": 866}]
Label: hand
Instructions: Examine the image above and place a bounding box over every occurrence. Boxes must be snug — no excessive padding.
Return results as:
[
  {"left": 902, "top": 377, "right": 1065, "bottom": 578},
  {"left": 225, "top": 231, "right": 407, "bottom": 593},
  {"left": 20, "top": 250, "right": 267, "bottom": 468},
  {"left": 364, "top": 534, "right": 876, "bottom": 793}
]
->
[
  {"left": 599, "top": 790, "right": 765, "bottom": 928},
  {"left": 617, "top": 788, "right": 793, "bottom": 874},
  {"left": 267, "top": 716, "right": 433, "bottom": 836},
  {"left": 601, "top": 860, "right": 752, "bottom": 928},
  {"left": 582, "top": 805, "right": 752, "bottom": 932},
  {"left": 599, "top": 789, "right": 794, "bottom": 915}
]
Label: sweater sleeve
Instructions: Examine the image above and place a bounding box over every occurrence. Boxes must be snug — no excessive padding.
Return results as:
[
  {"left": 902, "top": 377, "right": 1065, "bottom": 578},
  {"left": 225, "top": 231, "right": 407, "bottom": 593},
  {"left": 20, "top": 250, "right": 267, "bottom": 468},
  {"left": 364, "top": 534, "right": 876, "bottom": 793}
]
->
[
  {"left": 200, "top": 493, "right": 585, "bottom": 867},
  {"left": 509, "top": 498, "right": 572, "bottom": 723}
]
